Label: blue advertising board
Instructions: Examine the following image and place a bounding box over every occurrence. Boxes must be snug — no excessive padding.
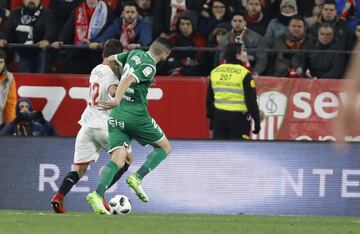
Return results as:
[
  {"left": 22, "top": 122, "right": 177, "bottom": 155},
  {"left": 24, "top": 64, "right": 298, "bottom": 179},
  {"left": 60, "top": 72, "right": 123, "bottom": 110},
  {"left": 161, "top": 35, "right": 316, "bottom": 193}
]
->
[{"left": 1, "top": 137, "right": 360, "bottom": 215}]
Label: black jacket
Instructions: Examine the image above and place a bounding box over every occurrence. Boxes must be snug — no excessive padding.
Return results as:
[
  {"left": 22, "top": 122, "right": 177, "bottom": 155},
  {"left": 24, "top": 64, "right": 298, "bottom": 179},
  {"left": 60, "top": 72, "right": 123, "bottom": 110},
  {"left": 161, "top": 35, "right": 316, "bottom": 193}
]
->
[{"left": 0, "top": 6, "right": 56, "bottom": 44}]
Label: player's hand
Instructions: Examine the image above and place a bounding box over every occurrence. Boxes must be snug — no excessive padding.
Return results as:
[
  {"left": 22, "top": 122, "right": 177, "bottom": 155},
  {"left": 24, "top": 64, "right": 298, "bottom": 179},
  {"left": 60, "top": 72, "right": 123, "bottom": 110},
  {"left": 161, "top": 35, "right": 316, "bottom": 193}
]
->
[
  {"left": 99, "top": 99, "right": 119, "bottom": 110},
  {"left": 252, "top": 121, "right": 261, "bottom": 134}
]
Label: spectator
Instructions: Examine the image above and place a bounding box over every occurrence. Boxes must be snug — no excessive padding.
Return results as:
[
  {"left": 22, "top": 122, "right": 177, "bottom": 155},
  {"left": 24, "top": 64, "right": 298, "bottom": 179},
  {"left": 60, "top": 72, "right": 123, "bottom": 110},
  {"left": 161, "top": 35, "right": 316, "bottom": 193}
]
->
[
  {"left": 152, "top": 0, "right": 204, "bottom": 38},
  {"left": 49, "top": 0, "right": 82, "bottom": 36},
  {"left": 304, "top": 0, "right": 323, "bottom": 27},
  {"left": 230, "top": 0, "right": 273, "bottom": 14},
  {"left": 206, "top": 43, "right": 261, "bottom": 139},
  {"left": 0, "top": 0, "right": 57, "bottom": 73},
  {"left": 89, "top": 1, "right": 151, "bottom": 51},
  {"left": 10, "top": 0, "right": 50, "bottom": 9},
  {"left": 335, "top": 0, "right": 355, "bottom": 20},
  {"left": 206, "top": 26, "right": 229, "bottom": 70},
  {"left": 0, "top": 6, "right": 10, "bottom": 30},
  {"left": 309, "top": 0, "right": 354, "bottom": 50},
  {"left": 264, "top": 0, "right": 298, "bottom": 47},
  {"left": 51, "top": 0, "right": 114, "bottom": 74},
  {"left": 337, "top": 0, "right": 360, "bottom": 31},
  {"left": 269, "top": 0, "right": 314, "bottom": 18},
  {"left": 197, "top": 0, "right": 231, "bottom": 38},
  {"left": 293, "top": 23, "right": 346, "bottom": 79},
  {"left": 161, "top": 10, "right": 208, "bottom": 76},
  {"left": 244, "top": 0, "right": 270, "bottom": 36},
  {"left": 219, "top": 11, "right": 268, "bottom": 76},
  {"left": 0, "top": 49, "right": 16, "bottom": 131},
  {"left": 137, "top": 0, "right": 155, "bottom": 39},
  {"left": 103, "top": 0, "right": 123, "bottom": 15},
  {"left": 0, "top": 97, "right": 56, "bottom": 136},
  {"left": 270, "top": 16, "right": 308, "bottom": 77}
]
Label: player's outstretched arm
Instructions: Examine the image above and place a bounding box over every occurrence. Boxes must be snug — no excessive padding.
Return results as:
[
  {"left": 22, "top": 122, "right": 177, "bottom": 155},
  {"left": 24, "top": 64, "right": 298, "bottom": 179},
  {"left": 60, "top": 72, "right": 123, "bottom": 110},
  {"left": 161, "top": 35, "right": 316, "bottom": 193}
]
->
[
  {"left": 99, "top": 75, "right": 136, "bottom": 110},
  {"left": 333, "top": 43, "right": 360, "bottom": 143}
]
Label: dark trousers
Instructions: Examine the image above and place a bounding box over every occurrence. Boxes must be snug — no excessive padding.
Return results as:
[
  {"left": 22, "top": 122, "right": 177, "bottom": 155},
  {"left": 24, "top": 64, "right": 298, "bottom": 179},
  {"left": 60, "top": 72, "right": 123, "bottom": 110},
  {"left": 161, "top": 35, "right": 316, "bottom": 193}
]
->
[{"left": 212, "top": 109, "right": 251, "bottom": 140}]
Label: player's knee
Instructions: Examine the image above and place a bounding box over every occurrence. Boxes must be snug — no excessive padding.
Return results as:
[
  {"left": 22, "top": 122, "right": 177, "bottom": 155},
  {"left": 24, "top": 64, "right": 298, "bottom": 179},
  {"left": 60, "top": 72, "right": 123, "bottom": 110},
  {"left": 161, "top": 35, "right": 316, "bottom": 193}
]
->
[
  {"left": 161, "top": 143, "right": 171, "bottom": 155},
  {"left": 113, "top": 159, "right": 125, "bottom": 168},
  {"left": 125, "top": 152, "right": 133, "bottom": 165},
  {"left": 111, "top": 149, "right": 127, "bottom": 168}
]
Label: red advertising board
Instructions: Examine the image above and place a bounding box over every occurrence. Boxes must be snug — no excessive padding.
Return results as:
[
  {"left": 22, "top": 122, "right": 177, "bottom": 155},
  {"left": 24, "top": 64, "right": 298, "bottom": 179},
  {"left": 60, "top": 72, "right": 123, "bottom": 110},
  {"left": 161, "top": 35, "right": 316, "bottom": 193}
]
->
[
  {"left": 253, "top": 77, "right": 360, "bottom": 141},
  {"left": 15, "top": 74, "right": 209, "bottom": 138},
  {"left": 14, "top": 74, "right": 360, "bottom": 141}
]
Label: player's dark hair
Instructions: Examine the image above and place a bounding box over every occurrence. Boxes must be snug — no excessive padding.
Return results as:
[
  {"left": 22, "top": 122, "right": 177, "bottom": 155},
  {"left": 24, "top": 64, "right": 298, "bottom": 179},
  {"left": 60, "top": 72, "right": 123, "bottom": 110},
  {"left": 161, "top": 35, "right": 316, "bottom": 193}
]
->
[
  {"left": 155, "top": 37, "right": 173, "bottom": 50},
  {"left": 102, "top": 39, "right": 123, "bottom": 58},
  {"left": 150, "top": 37, "right": 173, "bottom": 56},
  {"left": 0, "top": 49, "right": 6, "bottom": 60}
]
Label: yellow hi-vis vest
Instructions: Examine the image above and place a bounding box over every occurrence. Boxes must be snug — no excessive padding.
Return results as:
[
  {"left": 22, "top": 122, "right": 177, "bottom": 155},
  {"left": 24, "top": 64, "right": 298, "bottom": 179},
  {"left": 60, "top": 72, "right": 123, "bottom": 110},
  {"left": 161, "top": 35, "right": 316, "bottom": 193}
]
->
[{"left": 210, "top": 64, "right": 249, "bottom": 112}]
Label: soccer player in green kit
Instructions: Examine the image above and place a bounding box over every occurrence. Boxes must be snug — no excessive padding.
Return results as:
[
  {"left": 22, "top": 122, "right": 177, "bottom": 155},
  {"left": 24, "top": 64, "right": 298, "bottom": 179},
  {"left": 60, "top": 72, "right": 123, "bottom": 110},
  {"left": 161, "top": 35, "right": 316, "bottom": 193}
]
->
[{"left": 87, "top": 37, "right": 173, "bottom": 215}]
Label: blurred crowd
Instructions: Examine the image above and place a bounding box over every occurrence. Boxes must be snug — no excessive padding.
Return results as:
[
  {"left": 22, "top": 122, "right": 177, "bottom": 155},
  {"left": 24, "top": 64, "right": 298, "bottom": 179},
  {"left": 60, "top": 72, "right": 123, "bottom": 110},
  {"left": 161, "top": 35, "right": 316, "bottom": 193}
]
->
[{"left": 0, "top": 0, "right": 359, "bottom": 78}]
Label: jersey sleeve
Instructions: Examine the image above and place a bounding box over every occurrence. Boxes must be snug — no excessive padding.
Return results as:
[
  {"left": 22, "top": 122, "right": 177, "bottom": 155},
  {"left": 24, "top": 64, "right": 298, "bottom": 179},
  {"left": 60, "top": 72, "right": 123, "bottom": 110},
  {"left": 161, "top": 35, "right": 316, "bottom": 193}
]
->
[
  {"left": 131, "top": 64, "right": 156, "bottom": 83},
  {"left": 115, "top": 52, "right": 129, "bottom": 67}
]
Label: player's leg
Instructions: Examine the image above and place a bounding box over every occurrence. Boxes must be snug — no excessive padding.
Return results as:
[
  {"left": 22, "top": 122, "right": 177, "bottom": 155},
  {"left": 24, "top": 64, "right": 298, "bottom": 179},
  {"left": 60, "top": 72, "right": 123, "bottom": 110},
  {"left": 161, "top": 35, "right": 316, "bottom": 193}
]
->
[
  {"left": 51, "top": 164, "right": 87, "bottom": 213},
  {"left": 135, "top": 136, "right": 171, "bottom": 180},
  {"left": 87, "top": 147, "right": 127, "bottom": 215},
  {"left": 108, "top": 150, "right": 133, "bottom": 189},
  {"left": 96, "top": 150, "right": 132, "bottom": 211},
  {"left": 87, "top": 119, "right": 130, "bottom": 215},
  {"left": 51, "top": 127, "right": 100, "bottom": 213},
  {"left": 127, "top": 118, "right": 171, "bottom": 202}
]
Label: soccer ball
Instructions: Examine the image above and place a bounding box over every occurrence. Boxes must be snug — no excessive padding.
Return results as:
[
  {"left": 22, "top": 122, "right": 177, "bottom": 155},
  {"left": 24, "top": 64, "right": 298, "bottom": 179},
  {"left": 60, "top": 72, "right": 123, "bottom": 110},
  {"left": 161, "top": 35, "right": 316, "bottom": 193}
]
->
[{"left": 109, "top": 195, "right": 132, "bottom": 215}]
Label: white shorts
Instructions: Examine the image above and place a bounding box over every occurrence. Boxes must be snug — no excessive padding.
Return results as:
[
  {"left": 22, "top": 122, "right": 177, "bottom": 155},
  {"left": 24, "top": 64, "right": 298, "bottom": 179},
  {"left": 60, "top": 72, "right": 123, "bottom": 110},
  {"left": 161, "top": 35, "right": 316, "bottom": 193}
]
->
[{"left": 73, "top": 127, "right": 108, "bottom": 165}]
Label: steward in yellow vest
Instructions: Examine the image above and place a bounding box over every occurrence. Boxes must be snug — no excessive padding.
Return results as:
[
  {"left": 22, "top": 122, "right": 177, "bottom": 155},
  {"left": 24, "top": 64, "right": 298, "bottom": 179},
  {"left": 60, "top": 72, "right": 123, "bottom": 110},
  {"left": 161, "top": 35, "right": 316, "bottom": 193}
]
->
[{"left": 206, "top": 43, "right": 260, "bottom": 139}]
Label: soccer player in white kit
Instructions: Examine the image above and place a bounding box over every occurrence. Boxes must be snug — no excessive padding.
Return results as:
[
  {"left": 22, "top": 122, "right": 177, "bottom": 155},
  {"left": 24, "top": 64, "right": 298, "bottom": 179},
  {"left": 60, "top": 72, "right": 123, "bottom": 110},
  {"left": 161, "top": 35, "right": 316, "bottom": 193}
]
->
[{"left": 51, "top": 39, "right": 132, "bottom": 213}]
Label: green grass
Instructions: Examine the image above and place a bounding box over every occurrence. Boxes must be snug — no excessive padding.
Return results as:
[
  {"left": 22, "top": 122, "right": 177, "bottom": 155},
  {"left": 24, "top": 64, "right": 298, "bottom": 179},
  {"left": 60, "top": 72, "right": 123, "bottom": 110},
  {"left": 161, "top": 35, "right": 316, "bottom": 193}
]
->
[{"left": 1, "top": 210, "right": 360, "bottom": 234}]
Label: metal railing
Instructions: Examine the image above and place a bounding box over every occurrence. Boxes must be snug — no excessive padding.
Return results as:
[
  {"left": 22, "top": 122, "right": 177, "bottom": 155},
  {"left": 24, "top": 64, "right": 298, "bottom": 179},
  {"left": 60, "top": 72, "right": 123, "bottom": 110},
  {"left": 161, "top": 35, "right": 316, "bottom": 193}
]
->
[{"left": 5, "top": 43, "right": 357, "bottom": 54}]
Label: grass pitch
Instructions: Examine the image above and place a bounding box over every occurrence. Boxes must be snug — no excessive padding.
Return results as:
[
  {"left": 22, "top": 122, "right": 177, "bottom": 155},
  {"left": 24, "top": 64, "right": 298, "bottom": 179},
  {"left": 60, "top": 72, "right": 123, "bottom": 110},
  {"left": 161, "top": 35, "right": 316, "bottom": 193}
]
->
[{"left": 1, "top": 210, "right": 359, "bottom": 234}]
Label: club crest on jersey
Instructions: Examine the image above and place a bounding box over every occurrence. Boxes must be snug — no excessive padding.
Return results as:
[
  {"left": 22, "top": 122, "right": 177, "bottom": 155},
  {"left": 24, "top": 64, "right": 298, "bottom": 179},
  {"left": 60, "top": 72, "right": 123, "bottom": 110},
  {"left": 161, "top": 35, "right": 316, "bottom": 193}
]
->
[
  {"left": 131, "top": 55, "right": 141, "bottom": 65},
  {"left": 142, "top": 66, "right": 153, "bottom": 77}
]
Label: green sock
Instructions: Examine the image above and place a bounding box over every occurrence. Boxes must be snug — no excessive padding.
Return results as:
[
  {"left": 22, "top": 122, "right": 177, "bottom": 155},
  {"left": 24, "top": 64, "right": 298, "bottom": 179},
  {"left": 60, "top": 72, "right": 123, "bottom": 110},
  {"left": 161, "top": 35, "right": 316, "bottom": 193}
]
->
[
  {"left": 96, "top": 161, "right": 119, "bottom": 197},
  {"left": 136, "top": 147, "right": 167, "bottom": 180}
]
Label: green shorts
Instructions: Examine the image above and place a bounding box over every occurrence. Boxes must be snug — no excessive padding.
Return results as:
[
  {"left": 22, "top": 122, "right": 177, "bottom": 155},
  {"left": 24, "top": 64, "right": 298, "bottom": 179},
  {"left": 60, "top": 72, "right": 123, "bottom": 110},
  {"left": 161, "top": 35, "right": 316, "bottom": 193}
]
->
[{"left": 107, "top": 111, "right": 164, "bottom": 153}]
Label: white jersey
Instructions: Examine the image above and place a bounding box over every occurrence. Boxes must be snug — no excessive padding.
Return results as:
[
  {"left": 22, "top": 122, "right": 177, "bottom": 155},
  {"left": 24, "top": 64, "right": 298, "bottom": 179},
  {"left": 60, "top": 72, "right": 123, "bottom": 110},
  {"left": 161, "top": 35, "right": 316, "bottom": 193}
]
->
[{"left": 78, "top": 64, "right": 119, "bottom": 129}]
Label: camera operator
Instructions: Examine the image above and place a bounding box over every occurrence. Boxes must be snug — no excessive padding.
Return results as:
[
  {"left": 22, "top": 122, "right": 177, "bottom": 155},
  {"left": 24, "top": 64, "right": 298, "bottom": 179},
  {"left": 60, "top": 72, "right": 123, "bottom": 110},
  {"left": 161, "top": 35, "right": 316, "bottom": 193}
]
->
[{"left": 0, "top": 97, "right": 56, "bottom": 136}]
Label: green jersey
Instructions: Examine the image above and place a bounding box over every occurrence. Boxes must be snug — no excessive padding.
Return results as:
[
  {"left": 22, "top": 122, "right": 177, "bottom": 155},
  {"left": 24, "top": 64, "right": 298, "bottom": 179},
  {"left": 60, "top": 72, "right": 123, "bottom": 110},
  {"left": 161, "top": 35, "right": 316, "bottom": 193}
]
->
[
  {"left": 108, "top": 49, "right": 164, "bottom": 149},
  {"left": 115, "top": 49, "right": 157, "bottom": 109}
]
